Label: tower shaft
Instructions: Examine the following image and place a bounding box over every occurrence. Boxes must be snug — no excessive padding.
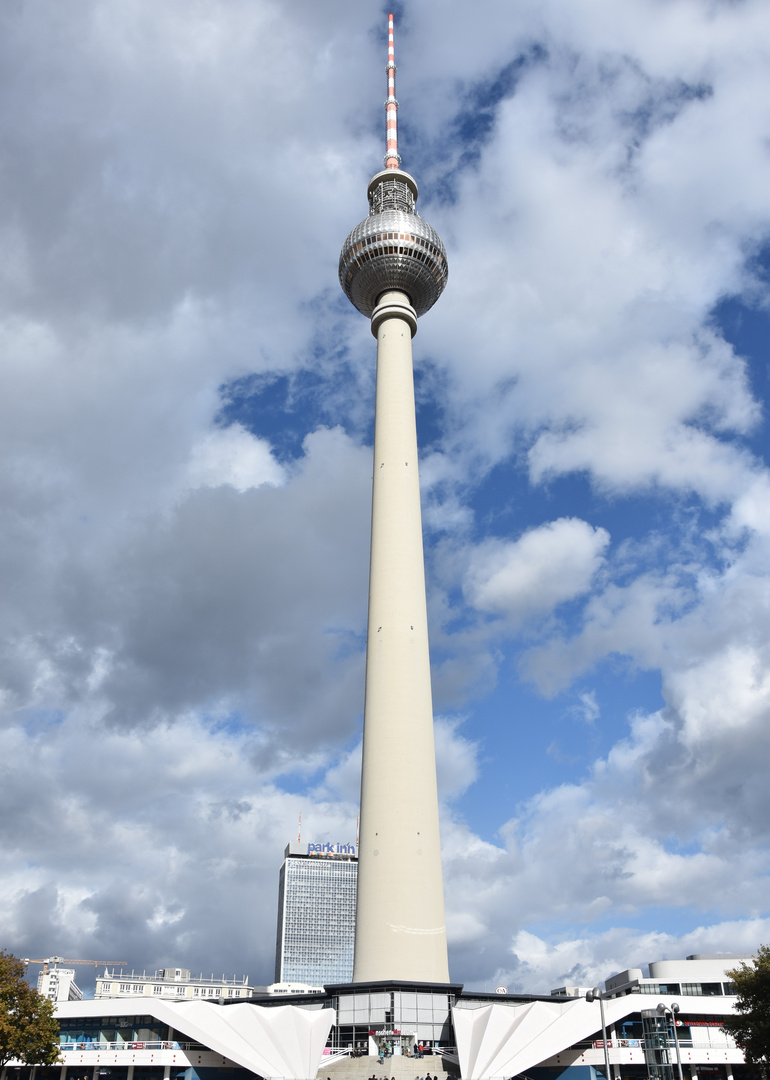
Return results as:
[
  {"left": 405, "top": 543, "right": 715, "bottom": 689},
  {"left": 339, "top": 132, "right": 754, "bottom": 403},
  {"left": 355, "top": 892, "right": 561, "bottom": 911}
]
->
[{"left": 353, "top": 291, "right": 449, "bottom": 984}]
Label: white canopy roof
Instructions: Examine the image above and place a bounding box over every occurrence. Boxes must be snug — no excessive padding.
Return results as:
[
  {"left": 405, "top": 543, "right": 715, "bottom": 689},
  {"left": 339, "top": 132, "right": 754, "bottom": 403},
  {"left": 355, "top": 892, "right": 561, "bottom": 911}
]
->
[
  {"left": 57, "top": 997, "right": 335, "bottom": 1079},
  {"left": 453, "top": 992, "right": 736, "bottom": 1080}
]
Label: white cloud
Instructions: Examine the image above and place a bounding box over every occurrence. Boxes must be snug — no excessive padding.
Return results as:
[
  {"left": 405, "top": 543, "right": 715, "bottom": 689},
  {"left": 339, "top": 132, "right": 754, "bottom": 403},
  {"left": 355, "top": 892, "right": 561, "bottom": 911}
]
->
[
  {"left": 187, "top": 424, "right": 284, "bottom": 492},
  {"left": 465, "top": 518, "right": 610, "bottom": 621},
  {"left": 496, "top": 920, "right": 770, "bottom": 996}
]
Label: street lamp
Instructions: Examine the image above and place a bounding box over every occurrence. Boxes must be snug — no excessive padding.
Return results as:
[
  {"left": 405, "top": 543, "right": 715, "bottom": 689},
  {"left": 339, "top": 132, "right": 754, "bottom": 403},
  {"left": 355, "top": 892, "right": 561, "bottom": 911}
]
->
[
  {"left": 657, "top": 1002, "right": 684, "bottom": 1080},
  {"left": 586, "top": 987, "right": 612, "bottom": 1080}
]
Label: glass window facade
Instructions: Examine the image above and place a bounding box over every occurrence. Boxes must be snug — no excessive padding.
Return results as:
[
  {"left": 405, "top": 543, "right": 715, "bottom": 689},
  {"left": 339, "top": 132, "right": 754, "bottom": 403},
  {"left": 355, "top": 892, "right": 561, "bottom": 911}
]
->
[
  {"left": 274, "top": 854, "right": 357, "bottom": 984},
  {"left": 333, "top": 988, "right": 454, "bottom": 1049},
  {"left": 681, "top": 982, "right": 726, "bottom": 996}
]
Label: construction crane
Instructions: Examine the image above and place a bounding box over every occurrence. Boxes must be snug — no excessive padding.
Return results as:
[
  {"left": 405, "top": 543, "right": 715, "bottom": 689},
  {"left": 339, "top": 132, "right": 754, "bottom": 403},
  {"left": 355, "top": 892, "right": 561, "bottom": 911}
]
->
[{"left": 24, "top": 956, "right": 128, "bottom": 975}]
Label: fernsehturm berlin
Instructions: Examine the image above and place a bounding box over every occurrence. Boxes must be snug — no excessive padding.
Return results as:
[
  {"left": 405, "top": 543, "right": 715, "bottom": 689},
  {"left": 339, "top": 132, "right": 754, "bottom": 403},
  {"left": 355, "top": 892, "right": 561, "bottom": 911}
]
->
[{"left": 339, "top": 14, "right": 451, "bottom": 984}]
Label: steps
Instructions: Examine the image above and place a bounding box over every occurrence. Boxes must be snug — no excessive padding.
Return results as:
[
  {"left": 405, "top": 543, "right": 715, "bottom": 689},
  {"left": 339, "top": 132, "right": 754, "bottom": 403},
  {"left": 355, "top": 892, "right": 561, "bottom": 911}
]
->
[{"left": 317, "top": 1054, "right": 458, "bottom": 1080}]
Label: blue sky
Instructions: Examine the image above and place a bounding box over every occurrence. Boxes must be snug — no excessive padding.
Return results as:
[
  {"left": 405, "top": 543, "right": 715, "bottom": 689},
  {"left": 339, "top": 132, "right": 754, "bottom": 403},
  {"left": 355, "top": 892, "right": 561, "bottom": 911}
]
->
[{"left": 1, "top": 0, "right": 769, "bottom": 996}]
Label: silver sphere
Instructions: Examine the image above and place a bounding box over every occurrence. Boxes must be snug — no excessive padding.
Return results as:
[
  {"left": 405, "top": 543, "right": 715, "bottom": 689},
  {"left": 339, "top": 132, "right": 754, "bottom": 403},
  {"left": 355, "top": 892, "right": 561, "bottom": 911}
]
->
[{"left": 339, "top": 169, "right": 448, "bottom": 319}]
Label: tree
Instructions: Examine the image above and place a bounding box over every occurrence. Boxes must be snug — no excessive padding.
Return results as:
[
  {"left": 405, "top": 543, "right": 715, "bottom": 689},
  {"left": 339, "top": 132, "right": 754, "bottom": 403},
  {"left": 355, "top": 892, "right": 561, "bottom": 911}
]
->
[
  {"left": 724, "top": 945, "right": 770, "bottom": 1070},
  {"left": 0, "top": 951, "right": 61, "bottom": 1068}
]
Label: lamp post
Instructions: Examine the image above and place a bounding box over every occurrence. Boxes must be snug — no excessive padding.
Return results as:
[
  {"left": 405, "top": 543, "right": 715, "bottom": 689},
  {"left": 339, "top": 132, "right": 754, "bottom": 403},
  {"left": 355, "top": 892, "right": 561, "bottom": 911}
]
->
[
  {"left": 657, "top": 1002, "right": 684, "bottom": 1080},
  {"left": 586, "top": 987, "right": 612, "bottom": 1080}
]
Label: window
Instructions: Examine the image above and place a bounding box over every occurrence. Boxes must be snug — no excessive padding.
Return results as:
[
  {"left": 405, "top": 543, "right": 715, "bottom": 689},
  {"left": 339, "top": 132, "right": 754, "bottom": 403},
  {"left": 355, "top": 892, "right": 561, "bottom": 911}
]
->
[{"left": 682, "top": 983, "right": 722, "bottom": 996}]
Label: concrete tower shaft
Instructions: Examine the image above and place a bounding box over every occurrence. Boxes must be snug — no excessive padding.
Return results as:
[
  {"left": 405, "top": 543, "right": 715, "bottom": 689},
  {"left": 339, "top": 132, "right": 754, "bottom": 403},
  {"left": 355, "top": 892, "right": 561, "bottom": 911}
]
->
[
  {"left": 353, "top": 291, "right": 449, "bottom": 983},
  {"left": 339, "top": 15, "right": 450, "bottom": 984}
]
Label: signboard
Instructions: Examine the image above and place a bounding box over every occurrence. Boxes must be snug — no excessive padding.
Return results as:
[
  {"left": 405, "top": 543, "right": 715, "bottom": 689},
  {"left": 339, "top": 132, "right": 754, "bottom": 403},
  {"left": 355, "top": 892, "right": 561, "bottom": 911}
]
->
[{"left": 307, "top": 842, "right": 356, "bottom": 856}]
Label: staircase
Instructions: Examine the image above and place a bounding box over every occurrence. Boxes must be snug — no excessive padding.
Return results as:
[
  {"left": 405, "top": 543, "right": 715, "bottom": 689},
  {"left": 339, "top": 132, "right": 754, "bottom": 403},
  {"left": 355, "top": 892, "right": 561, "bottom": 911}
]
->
[{"left": 317, "top": 1054, "right": 459, "bottom": 1080}]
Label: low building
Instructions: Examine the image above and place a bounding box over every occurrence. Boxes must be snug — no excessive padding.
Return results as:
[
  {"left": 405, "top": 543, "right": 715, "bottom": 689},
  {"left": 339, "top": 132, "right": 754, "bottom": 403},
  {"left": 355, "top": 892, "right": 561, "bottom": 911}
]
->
[
  {"left": 0, "top": 953, "right": 755, "bottom": 1080},
  {"left": 455, "top": 954, "right": 753, "bottom": 1080},
  {"left": 266, "top": 981, "right": 325, "bottom": 995},
  {"left": 1, "top": 995, "right": 334, "bottom": 1080},
  {"left": 94, "top": 966, "right": 253, "bottom": 1002},
  {"left": 602, "top": 954, "right": 744, "bottom": 999}
]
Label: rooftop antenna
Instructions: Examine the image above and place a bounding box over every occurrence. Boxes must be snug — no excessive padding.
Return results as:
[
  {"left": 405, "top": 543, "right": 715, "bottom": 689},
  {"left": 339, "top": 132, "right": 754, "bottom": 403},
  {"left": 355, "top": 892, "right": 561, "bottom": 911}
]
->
[
  {"left": 384, "top": 13, "right": 401, "bottom": 169},
  {"left": 297, "top": 810, "right": 301, "bottom": 844}
]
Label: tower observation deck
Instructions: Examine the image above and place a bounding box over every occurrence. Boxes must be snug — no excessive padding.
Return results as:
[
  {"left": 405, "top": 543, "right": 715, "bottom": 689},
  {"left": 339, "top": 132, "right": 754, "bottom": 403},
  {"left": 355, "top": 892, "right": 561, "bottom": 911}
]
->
[{"left": 339, "top": 13, "right": 450, "bottom": 985}]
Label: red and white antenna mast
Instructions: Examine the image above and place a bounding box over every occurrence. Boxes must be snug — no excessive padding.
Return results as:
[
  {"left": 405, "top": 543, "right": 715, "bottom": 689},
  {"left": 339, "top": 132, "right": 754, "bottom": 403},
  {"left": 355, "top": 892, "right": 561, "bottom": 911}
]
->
[{"left": 384, "top": 13, "right": 400, "bottom": 169}]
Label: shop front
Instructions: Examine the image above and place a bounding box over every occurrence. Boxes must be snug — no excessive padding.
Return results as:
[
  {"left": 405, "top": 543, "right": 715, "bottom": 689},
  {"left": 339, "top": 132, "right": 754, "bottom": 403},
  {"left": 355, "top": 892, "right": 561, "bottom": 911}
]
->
[{"left": 373, "top": 1029, "right": 417, "bottom": 1057}]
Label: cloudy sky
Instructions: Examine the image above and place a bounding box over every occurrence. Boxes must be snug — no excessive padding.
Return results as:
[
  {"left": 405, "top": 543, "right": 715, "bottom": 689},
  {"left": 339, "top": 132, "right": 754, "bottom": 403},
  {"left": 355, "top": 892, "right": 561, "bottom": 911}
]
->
[{"left": 2, "top": 0, "right": 770, "bottom": 997}]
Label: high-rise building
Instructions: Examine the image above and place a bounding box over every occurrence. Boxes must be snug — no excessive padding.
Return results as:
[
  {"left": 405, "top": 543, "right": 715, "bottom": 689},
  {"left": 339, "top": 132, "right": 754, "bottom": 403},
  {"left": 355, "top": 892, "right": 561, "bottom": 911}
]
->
[
  {"left": 339, "top": 11, "right": 450, "bottom": 984},
  {"left": 274, "top": 841, "right": 358, "bottom": 985}
]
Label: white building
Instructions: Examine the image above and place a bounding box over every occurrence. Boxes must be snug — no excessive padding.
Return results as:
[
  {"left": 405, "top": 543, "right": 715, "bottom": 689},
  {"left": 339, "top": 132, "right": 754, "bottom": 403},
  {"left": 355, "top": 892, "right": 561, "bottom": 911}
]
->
[
  {"left": 601, "top": 954, "right": 744, "bottom": 999},
  {"left": 94, "top": 966, "right": 254, "bottom": 1001},
  {"left": 453, "top": 953, "right": 753, "bottom": 1080},
  {"left": 36, "top": 967, "right": 83, "bottom": 1002},
  {"left": 1, "top": 953, "right": 755, "bottom": 1080},
  {"left": 267, "top": 981, "right": 326, "bottom": 995}
]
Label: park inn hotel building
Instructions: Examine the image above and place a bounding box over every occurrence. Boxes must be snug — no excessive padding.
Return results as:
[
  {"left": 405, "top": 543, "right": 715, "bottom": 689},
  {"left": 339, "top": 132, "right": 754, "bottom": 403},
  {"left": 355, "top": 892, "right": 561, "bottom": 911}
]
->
[{"left": 274, "top": 843, "right": 358, "bottom": 987}]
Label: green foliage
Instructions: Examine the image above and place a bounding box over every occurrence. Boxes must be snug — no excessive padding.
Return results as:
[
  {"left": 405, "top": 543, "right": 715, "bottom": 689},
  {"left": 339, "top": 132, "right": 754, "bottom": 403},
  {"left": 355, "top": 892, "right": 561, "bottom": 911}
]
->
[
  {"left": 724, "top": 945, "right": 770, "bottom": 1067},
  {"left": 0, "top": 951, "right": 61, "bottom": 1067}
]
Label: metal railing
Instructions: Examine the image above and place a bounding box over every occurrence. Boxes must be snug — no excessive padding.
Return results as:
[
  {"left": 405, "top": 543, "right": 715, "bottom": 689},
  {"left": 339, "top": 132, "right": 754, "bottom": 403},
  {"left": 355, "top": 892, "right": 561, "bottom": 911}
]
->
[
  {"left": 319, "top": 1048, "right": 354, "bottom": 1065},
  {"left": 585, "top": 1037, "right": 733, "bottom": 1051},
  {"left": 59, "top": 1041, "right": 205, "bottom": 1052}
]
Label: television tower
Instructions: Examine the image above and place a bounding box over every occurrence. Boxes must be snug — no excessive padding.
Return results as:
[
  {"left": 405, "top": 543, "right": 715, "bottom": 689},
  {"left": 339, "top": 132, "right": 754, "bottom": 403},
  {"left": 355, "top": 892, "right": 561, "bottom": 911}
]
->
[{"left": 339, "top": 13, "right": 450, "bottom": 984}]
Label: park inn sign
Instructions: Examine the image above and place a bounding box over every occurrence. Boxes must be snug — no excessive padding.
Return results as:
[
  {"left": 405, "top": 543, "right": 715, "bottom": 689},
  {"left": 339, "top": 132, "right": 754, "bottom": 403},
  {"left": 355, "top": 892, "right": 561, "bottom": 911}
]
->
[{"left": 306, "top": 842, "right": 356, "bottom": 856}]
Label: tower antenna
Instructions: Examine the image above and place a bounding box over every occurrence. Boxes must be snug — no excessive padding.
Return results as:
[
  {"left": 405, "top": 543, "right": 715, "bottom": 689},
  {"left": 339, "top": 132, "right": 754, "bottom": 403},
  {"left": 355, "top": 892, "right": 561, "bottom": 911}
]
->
[{"left": 384, "top": 13, "right": 400, "bottom": 169}]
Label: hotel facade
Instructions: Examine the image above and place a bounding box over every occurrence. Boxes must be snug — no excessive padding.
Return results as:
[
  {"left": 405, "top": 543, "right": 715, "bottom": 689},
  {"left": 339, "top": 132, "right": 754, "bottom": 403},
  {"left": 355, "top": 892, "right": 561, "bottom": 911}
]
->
[{"left": 274, "top": 843, "right": 358, "bottom": 986}]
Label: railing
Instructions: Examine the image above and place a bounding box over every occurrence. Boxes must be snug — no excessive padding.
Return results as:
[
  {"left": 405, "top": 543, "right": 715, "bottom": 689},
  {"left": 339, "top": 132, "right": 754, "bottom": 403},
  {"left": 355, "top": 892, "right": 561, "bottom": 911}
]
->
[
  {"left": 592, "top": 1040, "right": 645, "bottom": 1049},
  {"left": 430, "top": 1047, "right": 459, "bottom": 1060},
  {"left": 320, "top": 1048, "right": 353, "bottom": 1065},
  {"left": 59, "top": 1041, "right": 205, "bottom": 1052},
  {"left": 587, "top": 1038, "right": 735, "bottom": 1052}
]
